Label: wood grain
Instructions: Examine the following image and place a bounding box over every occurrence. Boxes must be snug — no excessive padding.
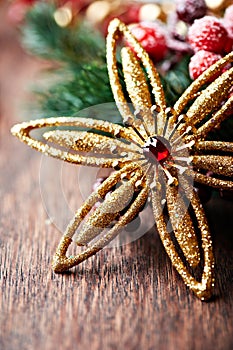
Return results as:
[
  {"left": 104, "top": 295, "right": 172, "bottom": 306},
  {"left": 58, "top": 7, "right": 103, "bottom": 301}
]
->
[
  {"left": 1, "top": 4, "right": 233, "bottom": 350},
  {"left": 1, "top": 131, "right": 233, "bottom": 350}
]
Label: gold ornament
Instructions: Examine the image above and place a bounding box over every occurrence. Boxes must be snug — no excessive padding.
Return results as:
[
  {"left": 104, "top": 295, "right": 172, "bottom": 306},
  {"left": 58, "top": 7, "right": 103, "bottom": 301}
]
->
[{"left": 11, "top": 19, "right": 233, "bottom": 301}]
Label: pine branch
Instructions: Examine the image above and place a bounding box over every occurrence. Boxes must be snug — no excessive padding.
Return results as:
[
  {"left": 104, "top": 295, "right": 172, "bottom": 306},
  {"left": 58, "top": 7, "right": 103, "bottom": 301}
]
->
[
  {"left": 21, "top": 2, "right": 116, "bottom": 117},
  {"left": 22, "top": 2, "right": 106, "bottom": 65},
  {"left": 161, "top": 55, "right": 192, "bottom": 107},
  {"left": 34, "top": 63, "right": 114, "bottom": 116}
]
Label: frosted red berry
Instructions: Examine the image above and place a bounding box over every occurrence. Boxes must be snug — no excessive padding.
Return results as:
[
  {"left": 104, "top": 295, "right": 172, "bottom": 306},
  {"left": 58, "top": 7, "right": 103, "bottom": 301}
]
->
[
  {"left": 129, "top": 22, "right": 167, "bottom": 62},
  {"left": 175, "top": 0, "right": 207, "bottom": 24},
  {"left": 224, "top": 4, "right": 233, "bottom": 23},
  {"left": 188, "top": 16, "right": 228, "bottom": 54},
  {"left": 223, "top": 5, "right": 233, "bottom": 38},
  {"left": 189, "top": 50, "right": 222, "bottom": 80},
  {"left": 222, "top": 5, "right": 233, "bottom": 52}
]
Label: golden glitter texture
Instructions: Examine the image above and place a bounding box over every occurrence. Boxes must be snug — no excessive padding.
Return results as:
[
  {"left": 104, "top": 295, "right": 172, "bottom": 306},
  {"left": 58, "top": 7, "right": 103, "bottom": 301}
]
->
[{"left": 11, "top": 19, "right": 233, "bottom": 300}]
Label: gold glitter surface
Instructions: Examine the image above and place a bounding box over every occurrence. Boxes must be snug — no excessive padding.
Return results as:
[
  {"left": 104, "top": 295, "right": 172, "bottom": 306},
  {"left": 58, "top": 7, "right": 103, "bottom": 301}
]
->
[
  {"left": 166, "top": 185, "right": 200, "bottom": 267},
  {"left": 64, "top": 163, "right": 140, "bottom": 239},
  {"left": 173, "top": 51, "right": 233, "bottom": 119},
  {"left": 11, "top": 19, "right": 233, "bottom": 300},
  {"left": 195, "top": 95, "right": 233, "bottom": 139},
  {"left": 186, "top": 67, "right": 233, "bottom": 125},
  {"left": 44, "top": 130, "right": 137, "bottom": 155},
  {"left": 11, "top": 117, "right": 143, "bottom": 167},
  {"left": 121, "top": 47, "right": 154, "bottom": 133},
  {"left": 121, "top": 47, "right": 152, "bottom": 109},
  {"left": 193, "top": 155, "right": 233, "bottom": 177},
  {"left": 106, "top": 18, "right": 167, "bottom": 133},
  {"left": 193, "top": 172, "right": 233, "bottom": 190},
  {"left": 152, "top": 174, "right": 214, "bottom": 301},
  {"left": 75, "top": 174, "right": 139, "bottom": 245},
  {"left": 53, "top": 168, "right": 149, "bottom": 273},
  {"left": 195, "top": 140, "right": 233, "bottom": 153}
]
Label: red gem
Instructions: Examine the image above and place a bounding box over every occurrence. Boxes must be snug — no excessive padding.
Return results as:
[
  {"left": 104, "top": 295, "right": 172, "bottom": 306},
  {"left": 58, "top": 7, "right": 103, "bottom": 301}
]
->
[{"left": 143, "top": 136, "right": 171, "bottom": 164}]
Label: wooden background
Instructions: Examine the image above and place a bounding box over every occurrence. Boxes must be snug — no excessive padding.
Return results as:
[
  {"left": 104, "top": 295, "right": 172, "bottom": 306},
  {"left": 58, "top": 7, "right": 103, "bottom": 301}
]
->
[{"left": 1, "top": 3, "right": 233, "bottom": 350}]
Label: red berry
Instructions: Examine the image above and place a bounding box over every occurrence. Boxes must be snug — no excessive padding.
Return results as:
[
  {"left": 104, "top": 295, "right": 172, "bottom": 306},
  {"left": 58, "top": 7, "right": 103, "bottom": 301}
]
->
[
  {"left": 224, "top": 36, "right": 233, "bottom": 53},
  {"left": 222, "top": 5, "right": 233, "bottom": 52},
  {"left": 7, "top": 0, "right": 36, "bottom": 23},
  {"left": 224, "top": 21, "right": 233, "bottom": 39},
  {"left": 119, "top": 4, "right": 141, "bottom": 25},
  {"left": 189, "top": 50, "right": 222, "bottom": 80},
  {"left": 223, "top": 5, "right": 233, "bottom": 38},
  {"left": 224, "top": 4, "right": 233, "bottom": 23},
  {"left": 175, "top": 0, "right": 207, "bottom": 24},
  {"left": 129, "top": 22, "right": 167, "bottom": 62},
  {"left": 188, "top": 16, "right": 228, "bottom": 54}
]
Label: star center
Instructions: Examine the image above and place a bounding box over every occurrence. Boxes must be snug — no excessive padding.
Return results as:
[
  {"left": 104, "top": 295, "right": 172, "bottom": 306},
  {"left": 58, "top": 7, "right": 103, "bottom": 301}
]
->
[{"left": 142, "top": 136, "right": 171, "bottom": 165}]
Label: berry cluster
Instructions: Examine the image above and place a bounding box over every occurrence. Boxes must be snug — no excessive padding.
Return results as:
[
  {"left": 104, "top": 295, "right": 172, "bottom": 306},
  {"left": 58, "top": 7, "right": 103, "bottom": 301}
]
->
[
  {"left": 126, "top": 1, "right": 233, "bottom": 77},
  {"left": 8, "top": 0, "right": 233, "bottom": 78},
  {"left": 128, "top": 22, "right": 168, "bottom": 62},
  {"left": 188, "top": 12, "right": 233, "bottom": 79}
]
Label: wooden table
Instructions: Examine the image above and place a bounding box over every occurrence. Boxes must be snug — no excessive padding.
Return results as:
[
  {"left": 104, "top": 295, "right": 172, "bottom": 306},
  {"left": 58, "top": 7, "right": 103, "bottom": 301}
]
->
[{"left": 1, "top": 4, "right": 233, "bottom": 350}]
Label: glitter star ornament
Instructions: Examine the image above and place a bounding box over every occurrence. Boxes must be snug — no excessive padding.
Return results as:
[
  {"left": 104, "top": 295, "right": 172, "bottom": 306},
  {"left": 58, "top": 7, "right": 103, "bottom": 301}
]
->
[{"left": 11, "top": 19, "right": 233, "bottom": 301}]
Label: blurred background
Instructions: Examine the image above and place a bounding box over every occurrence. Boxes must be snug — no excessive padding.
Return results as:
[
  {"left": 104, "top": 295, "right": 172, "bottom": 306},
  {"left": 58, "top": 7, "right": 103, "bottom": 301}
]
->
[
  {"left": 1, "top": 0, "right": 232, "bottom": 129},
  {"left": 0, "top": 1, "right": 50, "bottom": 127}
]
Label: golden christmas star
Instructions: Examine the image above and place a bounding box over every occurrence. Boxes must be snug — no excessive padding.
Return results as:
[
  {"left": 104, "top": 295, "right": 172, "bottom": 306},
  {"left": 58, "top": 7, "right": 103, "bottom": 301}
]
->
[{"left": 11, "top": 19, "right": 233, "bottom": 300}]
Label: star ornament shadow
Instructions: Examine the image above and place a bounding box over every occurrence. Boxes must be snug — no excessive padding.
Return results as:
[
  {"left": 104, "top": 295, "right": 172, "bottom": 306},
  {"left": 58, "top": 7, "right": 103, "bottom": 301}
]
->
[{"left": 11, "top": 19, "right": 233, "bottom": 300}]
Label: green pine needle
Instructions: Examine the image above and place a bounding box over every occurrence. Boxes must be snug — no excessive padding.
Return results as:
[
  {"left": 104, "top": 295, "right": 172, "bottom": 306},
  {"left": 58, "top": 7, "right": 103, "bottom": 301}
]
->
[
  {"left": 22, "top": 3, "right": 105, "bottom": 65},
  {"left": 162, "top": 55, "right": 192, "bottom": 107},
  {"left": 34, "top": 64, "right": 114, "bottom": 116}
]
